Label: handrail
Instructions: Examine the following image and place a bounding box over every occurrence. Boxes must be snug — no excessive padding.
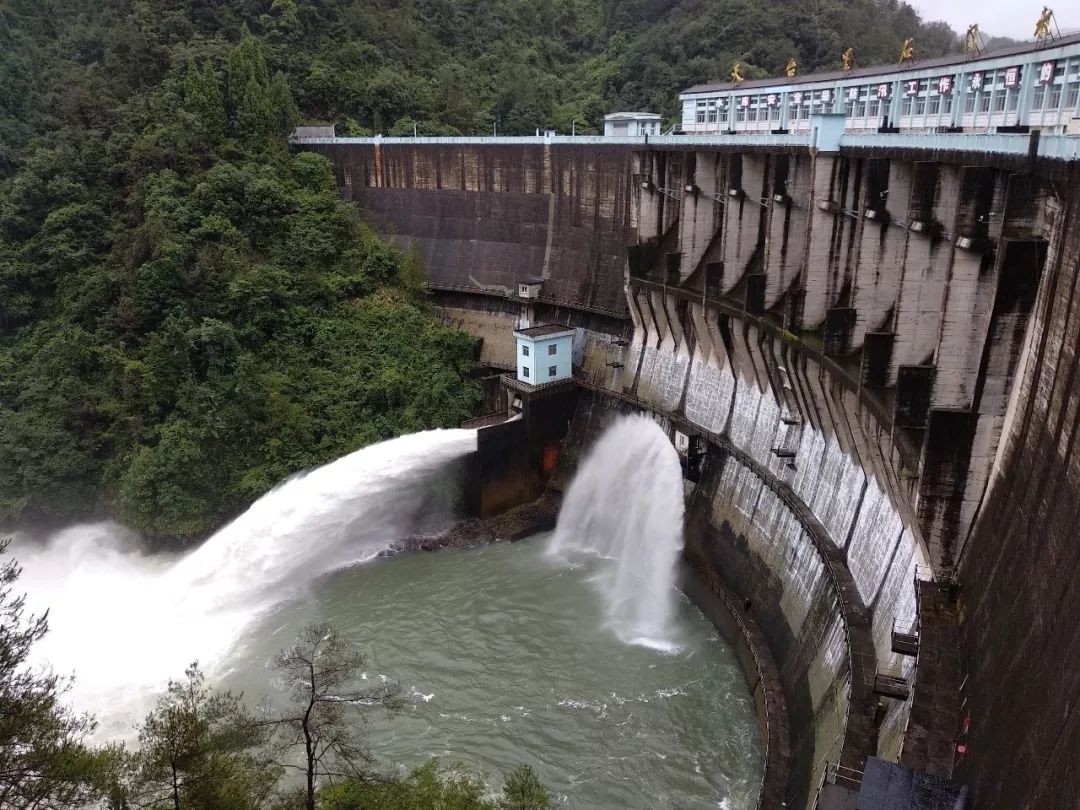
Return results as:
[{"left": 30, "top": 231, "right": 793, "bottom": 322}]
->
[
  {"left": 428, "top": 282, "right": 629, "bottom": 320},
  {"left": 459, "top": 411, "right": 512, "bottom": 429},
  {"left": 290, "top": 132, "right": 814, "bottom": 148},
  {"left": 291, "top": 130, "right": 1080, "bottom": 161},
  {"left": 814, "top": 758, "right": 865, "bottom": 799}
]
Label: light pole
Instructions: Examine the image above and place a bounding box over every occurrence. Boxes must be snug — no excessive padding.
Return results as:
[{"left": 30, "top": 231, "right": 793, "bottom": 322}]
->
[{"left": 572, "top": 119, "right": 577, "bottom": 136}]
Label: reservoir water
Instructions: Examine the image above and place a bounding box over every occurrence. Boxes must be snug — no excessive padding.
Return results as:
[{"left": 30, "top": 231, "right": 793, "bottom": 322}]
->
[{"left": 14, "top": 422, "right": 763, "bottom": 807}]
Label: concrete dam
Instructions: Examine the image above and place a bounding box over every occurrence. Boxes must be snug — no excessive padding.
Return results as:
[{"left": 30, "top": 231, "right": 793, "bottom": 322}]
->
[{"left": 296, "top": 131, "right": 1080, "bottom": 809}]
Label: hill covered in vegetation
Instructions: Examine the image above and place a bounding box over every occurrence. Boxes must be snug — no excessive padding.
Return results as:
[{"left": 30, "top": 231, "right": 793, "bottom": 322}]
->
[
  {"left": 0, "top": 0, "right": 959, "bottom": 539},
  {"left": 2, "top": 0, "right": 961, "bottom": 149}
]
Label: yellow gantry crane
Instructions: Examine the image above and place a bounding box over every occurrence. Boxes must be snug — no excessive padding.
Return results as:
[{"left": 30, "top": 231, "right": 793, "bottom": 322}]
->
[
  {"left": 899, "top": 38, "right": 915, "bottom": 66},
  {"left": 964, "top": 23, "right": 984, "bottom": 56},
  {"left": 1035, "top": 7, "right": 1058, "bottom": 42},
  {"left": 841, "top": 48, "right": 855, "bottom": 72}
]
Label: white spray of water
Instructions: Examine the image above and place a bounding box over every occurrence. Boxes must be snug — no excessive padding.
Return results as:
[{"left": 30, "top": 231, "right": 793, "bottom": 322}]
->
[
  {"left": 549, "top": 415, "right": 685, "bottom": 651},
  {"left": 13, "top": 429, "right": 477, "bottom": 740}
]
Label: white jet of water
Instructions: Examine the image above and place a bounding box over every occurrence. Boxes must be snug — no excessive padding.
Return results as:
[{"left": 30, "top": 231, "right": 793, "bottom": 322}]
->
[
  {"left": 549, "top": 415, "right": 685, "bottom": 650},
  {"left": 12, "top": 429, "right": 477, "bottom": 740}
]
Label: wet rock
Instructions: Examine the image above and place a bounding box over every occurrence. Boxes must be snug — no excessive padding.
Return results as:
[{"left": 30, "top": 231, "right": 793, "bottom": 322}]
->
[{"left": 484, "top": 492, "right": 562, "bottom": 540}]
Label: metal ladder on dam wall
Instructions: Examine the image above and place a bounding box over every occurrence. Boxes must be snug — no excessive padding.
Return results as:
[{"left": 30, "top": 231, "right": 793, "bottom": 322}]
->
[{"left": 814, "top": 762, "right": 864, "bottom": 808}]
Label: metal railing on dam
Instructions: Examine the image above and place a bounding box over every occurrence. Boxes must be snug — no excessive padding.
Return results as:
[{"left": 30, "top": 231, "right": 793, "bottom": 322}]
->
[{"left": 292, "top": 130, "right": 1080, "bottom": 160}]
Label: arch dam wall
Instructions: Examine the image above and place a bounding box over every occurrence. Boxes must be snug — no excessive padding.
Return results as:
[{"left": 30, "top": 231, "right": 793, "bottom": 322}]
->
[{"left": 298, "top": 136, "right": 1080, "bottom": 809}]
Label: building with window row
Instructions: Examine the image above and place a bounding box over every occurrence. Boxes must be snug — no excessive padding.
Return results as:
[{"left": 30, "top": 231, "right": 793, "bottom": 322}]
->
[{"left": 680, "top": 33, "right": 1080, "bottom": 136}]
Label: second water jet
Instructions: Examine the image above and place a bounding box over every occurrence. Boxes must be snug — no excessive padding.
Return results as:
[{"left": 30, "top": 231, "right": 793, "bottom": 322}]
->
[{"left": 549, "top": 415, "right": 686, "bottom": 650}]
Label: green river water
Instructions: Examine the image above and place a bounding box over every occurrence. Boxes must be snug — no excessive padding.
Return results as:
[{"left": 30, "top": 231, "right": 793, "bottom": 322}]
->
[{"left": 218, "top": 534, "right": 763, "bottom": 809}]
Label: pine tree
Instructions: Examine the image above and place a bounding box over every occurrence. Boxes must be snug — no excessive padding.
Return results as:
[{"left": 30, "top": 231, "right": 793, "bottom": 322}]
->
[
  {"left": 401, "top": 241, "right": 428, "bottom": 300},
  {"left": 184, "top": 58, "right": 204, "bottom": 114},
  {"left": 269, "top": 71, "right": 300, "bottom": 135},
  {"left": 200, "top": 61, "right": 226, "bottom": 137},
  {"left": 132, "top": 663, "right": 279, "bottom": 809},
  {"left": 236, "top": 79, "right": 274, "bottom": 138},
  {"left": 500, "top": 765, "right": 551, "bottom": 810},
  {"left": 226, "top": 25, "right": 270, "bottom": 118},
  {"left": 184, "top": 59, "right": 226, "bottom": 140}
]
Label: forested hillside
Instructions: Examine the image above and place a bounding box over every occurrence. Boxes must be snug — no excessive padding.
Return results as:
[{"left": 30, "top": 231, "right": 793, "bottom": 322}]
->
[{"left": 0, "top": 0, "right": 958, "bottom": 539}]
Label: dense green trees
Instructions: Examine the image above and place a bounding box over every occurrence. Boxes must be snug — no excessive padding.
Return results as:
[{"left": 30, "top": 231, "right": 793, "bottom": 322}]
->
[{"left": 0, "top": 8, "right": 482, "bottom": 540}]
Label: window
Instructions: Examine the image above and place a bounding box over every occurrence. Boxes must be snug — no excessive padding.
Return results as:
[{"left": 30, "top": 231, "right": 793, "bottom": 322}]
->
[
  {"left": 942, "top": 94, "right": 953, "bottom": 114},
  {"left": 548, "top": 343, "right": 557, "bottom": 355},
  {"left": 964, "top": 92, "right": 977, "bottom": 114},
  {"left": 993, "top": 91, "right": 1007, "bottom": 113},
  {"left": 912, "top": 80, "right": 928, "bottom": 116},
  {"left": 1066, "top": 82, "right": 1080, "bottom": 109},
  {"left": 789, "top": 92, "right": 806, "bottom": 121},
  {"left": 1032, "top": 86, "right": 1046, "bottom": 110},
  {"left": 522, "top": 345, "right": 530, "bottom": 356},
  {"left": 523, "top": 366, "right": 530, "bottom": 379},
  {"left": 695, "top": 100, "right": 706, "bottom": 124},
  {"left": 707, "top": 99, "right": 718, "bottom": 124},
  {"left": 1048, "top": 85, "right": 1062, "bottom": 109},
  {"left": 928, "top": 95, "right": 940, "bottom": 115},
  {"left": 978, "top": 92, "right": 991, "bottom": 113},
  {"left": 548, "top": 366, "right": 557, "bottom": 378}
]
